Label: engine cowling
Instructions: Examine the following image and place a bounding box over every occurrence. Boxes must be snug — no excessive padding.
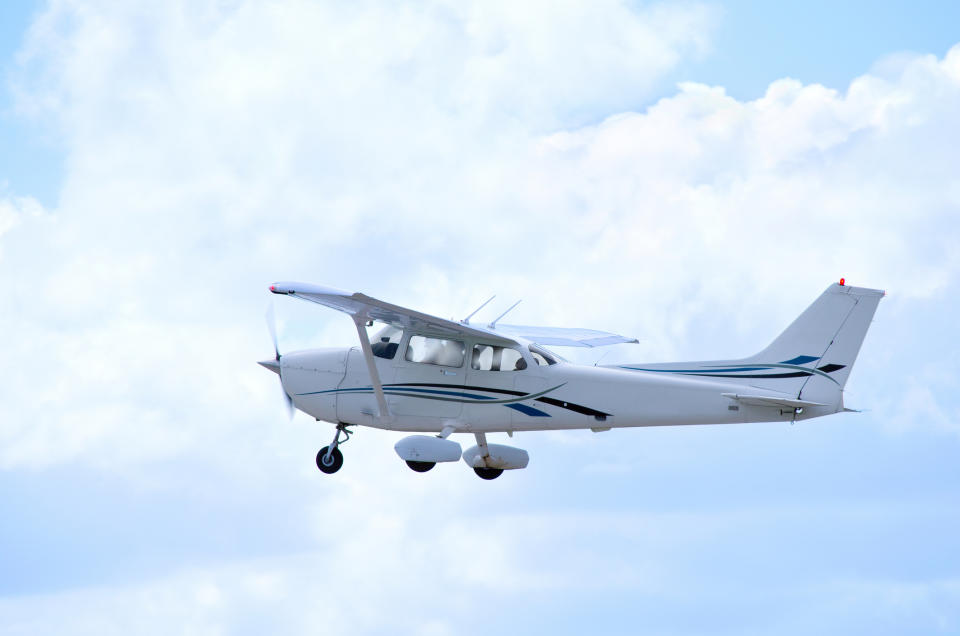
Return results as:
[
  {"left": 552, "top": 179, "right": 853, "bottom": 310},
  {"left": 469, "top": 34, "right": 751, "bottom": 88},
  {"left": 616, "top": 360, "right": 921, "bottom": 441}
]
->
[
  {"left": 394, "top": 435, "right": 462, "bottom": 463},
  {"left": 462, "top": 444, "right": 529, "bottom": 470}
]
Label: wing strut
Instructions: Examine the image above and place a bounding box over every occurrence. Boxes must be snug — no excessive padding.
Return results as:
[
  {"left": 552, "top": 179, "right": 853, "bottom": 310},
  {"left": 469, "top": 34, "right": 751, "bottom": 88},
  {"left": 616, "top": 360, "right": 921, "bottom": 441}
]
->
[
  {"left": 462, "top": 295, "right": 495, "bottom": 325},
  {"left": 488, "top": 300, "right": 521, "bottom": 328},
  {"left": 352, "top": 314, "right": 391, "bottom": 420}
]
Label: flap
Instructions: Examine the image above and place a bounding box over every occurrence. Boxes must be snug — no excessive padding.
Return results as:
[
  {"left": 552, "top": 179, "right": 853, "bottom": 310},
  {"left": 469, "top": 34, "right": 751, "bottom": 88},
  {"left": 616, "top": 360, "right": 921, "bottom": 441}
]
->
[
  {"left": 493, "top": 324, "right": 638, "bottom": 348},
  {"left": 270, "top": 282, "right": 638, "bottom": 348}
]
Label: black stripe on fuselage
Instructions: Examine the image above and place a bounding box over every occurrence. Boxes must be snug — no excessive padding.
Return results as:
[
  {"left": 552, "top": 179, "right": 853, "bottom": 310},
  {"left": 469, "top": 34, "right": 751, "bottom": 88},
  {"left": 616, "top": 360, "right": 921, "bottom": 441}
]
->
[
  {"left": 535, "top": 396, "right": 610, "bottom": 417},
  {"left": 385, "top": 382, "right": 525, "bottom": 396},
  {"left": 686, "top": 371, "right": 814, "bottom": 379},
  {"left": 383, "top": 382, "right": 609, "bottom": 416}
]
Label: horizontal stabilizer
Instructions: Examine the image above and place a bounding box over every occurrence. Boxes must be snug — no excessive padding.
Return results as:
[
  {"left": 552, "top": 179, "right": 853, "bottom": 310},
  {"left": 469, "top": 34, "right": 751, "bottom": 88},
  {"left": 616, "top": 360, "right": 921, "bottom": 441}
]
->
[{"left": 721, "top": 393, "right": 826, "bottom": 409}]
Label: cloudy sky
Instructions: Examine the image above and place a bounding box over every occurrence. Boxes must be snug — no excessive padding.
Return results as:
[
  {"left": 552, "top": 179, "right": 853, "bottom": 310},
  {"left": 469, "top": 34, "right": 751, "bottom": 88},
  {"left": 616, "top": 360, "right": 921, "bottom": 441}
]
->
[{"left": 2, "top": 1, "right": 959, "bottom": 633}]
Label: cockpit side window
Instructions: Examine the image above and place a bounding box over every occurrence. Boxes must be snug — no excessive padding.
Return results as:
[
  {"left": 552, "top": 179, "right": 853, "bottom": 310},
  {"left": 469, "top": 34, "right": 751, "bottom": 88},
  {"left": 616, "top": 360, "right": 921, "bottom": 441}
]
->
[
  {"left": 471, "top": 344, "right": 527, "bottom": 371},
  {"left": 370, "top": 326, "right": 403, "bottom": 360},
  {"left": 405, "top": 335, "right": 465, "bottom": 367}
]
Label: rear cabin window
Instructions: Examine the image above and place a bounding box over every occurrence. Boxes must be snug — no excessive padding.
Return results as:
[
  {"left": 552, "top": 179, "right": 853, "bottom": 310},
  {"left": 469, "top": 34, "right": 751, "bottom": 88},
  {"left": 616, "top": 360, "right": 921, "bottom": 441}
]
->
[
  {"left": 471, "top": 344, "right": 528, "bottom": 371},
  {"left": 405, "top": 336, "right": 465, "bottom": 367}
]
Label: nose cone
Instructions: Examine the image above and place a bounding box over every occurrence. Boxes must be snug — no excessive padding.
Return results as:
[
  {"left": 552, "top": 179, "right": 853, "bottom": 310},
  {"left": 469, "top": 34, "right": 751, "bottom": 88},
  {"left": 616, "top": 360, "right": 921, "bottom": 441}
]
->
[{"left": 258, "top": 359, "right": 281, "bottom": 375}]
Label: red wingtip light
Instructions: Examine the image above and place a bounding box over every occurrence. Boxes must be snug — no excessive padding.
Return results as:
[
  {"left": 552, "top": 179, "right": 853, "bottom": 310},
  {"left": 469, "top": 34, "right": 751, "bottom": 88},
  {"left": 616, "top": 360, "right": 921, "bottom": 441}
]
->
[
  {"left": 269, "top": 285, "right": 276, "bottom": 292},
  {"left": 839, "top": 278, "right": 845, "bottom": 286}
]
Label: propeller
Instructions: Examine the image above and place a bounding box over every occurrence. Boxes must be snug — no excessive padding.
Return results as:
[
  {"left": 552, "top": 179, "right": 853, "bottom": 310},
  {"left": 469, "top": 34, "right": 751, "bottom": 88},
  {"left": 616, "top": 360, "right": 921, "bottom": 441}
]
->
[{"left": 260, "top": 302, "right": 294, "bottom": 419}]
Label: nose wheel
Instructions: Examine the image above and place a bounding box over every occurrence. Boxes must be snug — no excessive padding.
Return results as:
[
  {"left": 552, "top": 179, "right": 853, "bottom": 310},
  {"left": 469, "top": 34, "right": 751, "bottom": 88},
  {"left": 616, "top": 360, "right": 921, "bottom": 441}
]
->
[
  {"left": 316, "top": 446, "right": 343, "bottom": 473},
  {"left": 316, "top": 424, "right": 351, "bottom": 474}
]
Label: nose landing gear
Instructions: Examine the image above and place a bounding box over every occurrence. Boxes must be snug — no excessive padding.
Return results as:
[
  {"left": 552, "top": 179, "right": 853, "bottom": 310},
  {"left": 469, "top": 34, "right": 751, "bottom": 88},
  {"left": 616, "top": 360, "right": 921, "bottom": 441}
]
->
[
  {"left": 316, "top": 446, "right": 343, "bottom": 473},
  {"left": 316, "top": 424, "right": 351, "bottom": 474}
]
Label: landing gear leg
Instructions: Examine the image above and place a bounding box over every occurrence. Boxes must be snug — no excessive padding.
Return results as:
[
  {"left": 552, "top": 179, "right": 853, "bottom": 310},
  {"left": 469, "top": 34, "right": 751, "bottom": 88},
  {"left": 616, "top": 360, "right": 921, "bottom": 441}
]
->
[
  {"left": 471, "top": 432, "right": 503, "bottom": 480},
  {"left": 316, "top": 423, "right": 351, "bottom": 474}
]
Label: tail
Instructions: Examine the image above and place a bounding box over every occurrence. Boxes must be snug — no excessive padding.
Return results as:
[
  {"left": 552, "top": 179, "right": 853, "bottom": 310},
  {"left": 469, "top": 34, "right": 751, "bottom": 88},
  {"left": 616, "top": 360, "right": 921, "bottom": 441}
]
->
[
  {"left": 749, "top": 282, "right": 884, "bottom": 401},
  {"left": 620, "top": 282, "right": 885, "bottom": 407}
]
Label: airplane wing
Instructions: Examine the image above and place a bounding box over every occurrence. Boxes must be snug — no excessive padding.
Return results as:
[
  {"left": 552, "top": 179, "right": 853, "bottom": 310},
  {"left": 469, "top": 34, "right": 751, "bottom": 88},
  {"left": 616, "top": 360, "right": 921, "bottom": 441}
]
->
[
  {"left": 269, "top": 282, "right": 517, "bottom": 345},
  {"left": 493, "top": 324, "right": 638, "bottom": 348}
]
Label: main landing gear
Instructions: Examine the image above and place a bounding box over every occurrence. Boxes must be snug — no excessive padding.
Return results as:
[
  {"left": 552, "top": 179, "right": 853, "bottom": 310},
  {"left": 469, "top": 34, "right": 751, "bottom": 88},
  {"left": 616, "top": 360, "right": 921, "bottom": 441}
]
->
[
  {"left": 473, "top": 467, "right": 503, "bottom": 480},
  {"left": 316, "top": 424, "right": 351, "bottom": 474},
  {"left": 316, "top": 427, "right": 517, "bottom": 480},
  {"left": 405, "top": 461, "right": 435, "bottom": 473}
]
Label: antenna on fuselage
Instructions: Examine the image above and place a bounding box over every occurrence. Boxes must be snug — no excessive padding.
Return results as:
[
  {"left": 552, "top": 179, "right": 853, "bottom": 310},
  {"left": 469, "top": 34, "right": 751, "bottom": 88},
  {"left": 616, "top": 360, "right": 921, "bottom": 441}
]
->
[
  {"left": 462, "top": 295, "right": 496, "bottom": 325},
  {"left": 488, "top": 300, "right": 521, "bottom": 329}
]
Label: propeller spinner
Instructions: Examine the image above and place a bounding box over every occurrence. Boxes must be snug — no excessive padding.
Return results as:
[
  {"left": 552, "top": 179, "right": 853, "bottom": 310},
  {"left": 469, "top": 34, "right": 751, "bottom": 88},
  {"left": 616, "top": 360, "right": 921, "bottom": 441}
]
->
[{"left": 260, "top": 303, "right": 294, "bottom": 418}]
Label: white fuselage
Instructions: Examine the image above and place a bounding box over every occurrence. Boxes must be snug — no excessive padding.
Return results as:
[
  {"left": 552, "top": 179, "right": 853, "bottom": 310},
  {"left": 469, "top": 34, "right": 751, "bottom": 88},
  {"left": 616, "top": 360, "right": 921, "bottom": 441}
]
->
[{"left": 279, "top": 344, "right": 836, "bottom": 434}]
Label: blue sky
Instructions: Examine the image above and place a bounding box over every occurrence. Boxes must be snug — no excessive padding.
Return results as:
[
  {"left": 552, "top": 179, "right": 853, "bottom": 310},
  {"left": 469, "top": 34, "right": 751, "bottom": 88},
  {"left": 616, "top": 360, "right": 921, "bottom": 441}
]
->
[
  {"left": 1, "top": 2, "right": 959, "bottom": 634},
  {"left": 0, "top": 1, "right": 57, "bottom": 204},
  {"left": 684, "top": 0, "right": 960, "bottom": 98}
]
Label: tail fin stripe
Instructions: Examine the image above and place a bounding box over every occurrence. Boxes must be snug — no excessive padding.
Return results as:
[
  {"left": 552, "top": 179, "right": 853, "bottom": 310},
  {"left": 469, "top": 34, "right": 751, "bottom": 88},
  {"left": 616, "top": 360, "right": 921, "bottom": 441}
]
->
[
  {"left": 620, "top": 362, "right": 847, "bottom": 383},
  {"left": 782, "top": 355, "right": 821, "bottom": 365}
]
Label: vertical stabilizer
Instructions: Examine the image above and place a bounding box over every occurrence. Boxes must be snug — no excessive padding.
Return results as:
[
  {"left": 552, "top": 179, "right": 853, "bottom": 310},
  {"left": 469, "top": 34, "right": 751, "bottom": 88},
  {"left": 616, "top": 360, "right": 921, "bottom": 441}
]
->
[
  {"left": 787, "top": 283, "right": 884, "bottom": 403},
  {"left": 617, "top": 282, "right": 884, "bottom": 408}
]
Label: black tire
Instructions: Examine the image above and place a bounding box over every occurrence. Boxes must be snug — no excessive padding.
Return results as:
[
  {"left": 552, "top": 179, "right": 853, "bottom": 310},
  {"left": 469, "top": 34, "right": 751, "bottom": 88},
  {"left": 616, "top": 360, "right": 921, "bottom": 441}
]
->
[
  {"left": 405, "top": 460, "right": 436, "bottom": 473},
  {"left": 473, "top": 466, "right": 504, "bottom": 480},
  {"left": 316, "top": 446, "right": 344, "bottom": 474}
]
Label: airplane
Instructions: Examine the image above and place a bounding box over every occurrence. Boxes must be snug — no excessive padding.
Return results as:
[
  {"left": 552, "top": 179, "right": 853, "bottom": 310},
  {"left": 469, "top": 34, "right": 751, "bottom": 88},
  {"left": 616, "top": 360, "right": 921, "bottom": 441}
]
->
[{"left": 260, "top": 279, "right": 884, "bottom": 480}]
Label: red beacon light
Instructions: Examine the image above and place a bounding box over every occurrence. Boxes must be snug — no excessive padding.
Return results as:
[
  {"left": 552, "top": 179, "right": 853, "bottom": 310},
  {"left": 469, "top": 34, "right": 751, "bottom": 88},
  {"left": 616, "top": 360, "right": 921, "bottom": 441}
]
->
[{"left": 839, "top": 278, "right": 845, "bottom": 286}]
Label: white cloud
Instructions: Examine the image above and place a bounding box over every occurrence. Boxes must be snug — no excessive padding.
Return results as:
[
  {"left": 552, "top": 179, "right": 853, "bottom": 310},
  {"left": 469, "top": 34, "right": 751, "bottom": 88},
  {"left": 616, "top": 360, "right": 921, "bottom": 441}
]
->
[
  {"left": 0, "top": 2, "right": 957, "bottom": 474},
  {"left": 880, "top": 367, "right": 960, "bottom": 438},
  {"left": 0, "top": 194, "right": 42, "bottom": 242},
  {"left": 1, "top": 2, "right": 959, "bottom": 468},
  {"left": 2, "top": 4, "right": 960, "bottom": 631},
  {"left": 0, "top": 0, "right": 719, "bottom": 471},
  {"left": 2, "top": 503, "right": 958, "bottom": 635}
]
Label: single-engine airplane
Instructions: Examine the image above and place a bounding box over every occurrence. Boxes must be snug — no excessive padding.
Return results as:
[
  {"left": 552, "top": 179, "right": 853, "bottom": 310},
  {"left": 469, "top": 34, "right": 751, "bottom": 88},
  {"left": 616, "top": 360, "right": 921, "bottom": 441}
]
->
[{"left": 260, "top": 280, "right": 883, "bottom": 480}]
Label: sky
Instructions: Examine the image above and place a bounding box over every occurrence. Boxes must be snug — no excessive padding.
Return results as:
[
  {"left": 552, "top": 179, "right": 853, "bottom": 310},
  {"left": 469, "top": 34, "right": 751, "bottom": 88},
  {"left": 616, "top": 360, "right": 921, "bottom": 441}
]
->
[{"left": 0, "top": 1, "right": 959, "bottom": 634}]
